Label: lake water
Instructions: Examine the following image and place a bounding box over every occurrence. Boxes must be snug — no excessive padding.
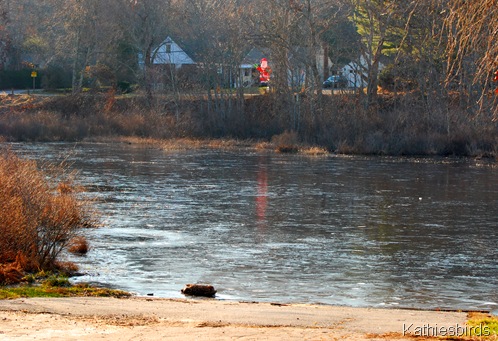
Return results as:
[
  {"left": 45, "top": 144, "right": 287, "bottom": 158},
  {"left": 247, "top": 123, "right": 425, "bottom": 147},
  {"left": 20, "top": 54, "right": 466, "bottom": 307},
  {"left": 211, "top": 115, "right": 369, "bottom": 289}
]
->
[{"left": 5, "top": 142, "right": 498, "bottom": 312}]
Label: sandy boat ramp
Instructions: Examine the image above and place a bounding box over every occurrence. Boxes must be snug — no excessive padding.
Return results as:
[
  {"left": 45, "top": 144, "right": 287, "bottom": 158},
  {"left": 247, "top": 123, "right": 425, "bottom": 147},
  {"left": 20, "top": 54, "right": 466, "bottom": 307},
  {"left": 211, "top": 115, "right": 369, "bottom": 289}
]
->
[{"left": 0, "top": 297, "right": 468, "bottom": 340}]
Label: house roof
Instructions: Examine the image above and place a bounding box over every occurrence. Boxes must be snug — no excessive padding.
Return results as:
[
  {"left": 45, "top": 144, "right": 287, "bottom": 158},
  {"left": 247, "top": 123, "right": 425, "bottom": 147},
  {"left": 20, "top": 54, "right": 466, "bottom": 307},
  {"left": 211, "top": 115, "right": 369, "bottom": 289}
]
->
[
  {"left": 241, "top": 47, "right": 271, "bottom": 68},
  {"left": 152, "top": 36, "right": 196, "bottom": 65}
]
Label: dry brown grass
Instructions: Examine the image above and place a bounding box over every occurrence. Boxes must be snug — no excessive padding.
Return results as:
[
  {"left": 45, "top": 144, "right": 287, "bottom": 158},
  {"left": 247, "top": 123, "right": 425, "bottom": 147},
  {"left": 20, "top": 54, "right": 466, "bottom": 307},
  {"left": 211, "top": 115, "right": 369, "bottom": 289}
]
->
[
  {"left": 271, "top": 131, "right": 300, "bottom": 153},
  {"left": 275, "top": 145, "right": 299, "bottom": 153},
  {"left": 0, "top": 150, "right": 93, "bottom": 283},
  {"left": 0, "top": 94, "right": 42, "bottom": 111},
  {"left": 0, "top": 93, "right": 496, "bottom": 156},
  {"left": 271, "top": 130, "right": 299, "bottom": 147},
  {"left": 67, "top": 236, "right": 90, "bottom": 255},
  {"left": 300, "top": 146, "right": 329, "bottom": 156},
  {"left": 254, "top": 141, "right": 274, "bottom": 151},
  {"left": 0, "top": 253, "right": 26, "bottom": 285},
  {"left": 161, "top": 138, "right": 258, "bottom": 151}
]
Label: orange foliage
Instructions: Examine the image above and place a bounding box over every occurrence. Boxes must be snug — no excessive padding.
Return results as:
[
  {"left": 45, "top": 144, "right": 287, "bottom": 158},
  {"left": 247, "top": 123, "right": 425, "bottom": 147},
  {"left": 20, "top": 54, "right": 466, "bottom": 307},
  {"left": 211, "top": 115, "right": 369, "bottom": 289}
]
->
[{"left": 0, "top": 150, "right": 92, "bottom": 283}]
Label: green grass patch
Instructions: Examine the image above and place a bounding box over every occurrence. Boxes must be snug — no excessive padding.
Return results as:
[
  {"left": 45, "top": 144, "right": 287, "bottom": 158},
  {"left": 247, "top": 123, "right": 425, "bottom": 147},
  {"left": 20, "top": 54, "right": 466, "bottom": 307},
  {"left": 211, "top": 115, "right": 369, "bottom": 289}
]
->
[
  {"left": 0, "top": 286, "right": 64, "bottom": 298},
  {"left": 0, "top": 283, "right": 131, "bottom": 299},
  {"left": 467, "top": 313, "right": 498, "bottom": 339},
  {"left": 0, "top": 273, "right": 131, "bottom": 299},
  {"left": 42, "top": 274, "right": 71, "bottom": 288}
]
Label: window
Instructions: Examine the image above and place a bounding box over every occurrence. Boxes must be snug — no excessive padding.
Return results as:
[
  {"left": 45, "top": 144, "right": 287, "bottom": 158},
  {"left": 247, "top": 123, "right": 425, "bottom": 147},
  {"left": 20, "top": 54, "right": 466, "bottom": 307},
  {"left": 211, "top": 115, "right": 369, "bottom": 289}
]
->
[{"left": 165, "top": 44, "right": 171, "bottom": 54}]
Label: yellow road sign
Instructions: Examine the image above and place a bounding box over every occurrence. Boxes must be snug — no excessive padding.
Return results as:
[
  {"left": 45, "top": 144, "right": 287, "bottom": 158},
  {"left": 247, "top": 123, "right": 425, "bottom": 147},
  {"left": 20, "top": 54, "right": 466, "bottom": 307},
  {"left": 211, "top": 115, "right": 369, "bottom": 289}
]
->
[{"left": 31, "top": 71, "right": 37, "bottom": 78}]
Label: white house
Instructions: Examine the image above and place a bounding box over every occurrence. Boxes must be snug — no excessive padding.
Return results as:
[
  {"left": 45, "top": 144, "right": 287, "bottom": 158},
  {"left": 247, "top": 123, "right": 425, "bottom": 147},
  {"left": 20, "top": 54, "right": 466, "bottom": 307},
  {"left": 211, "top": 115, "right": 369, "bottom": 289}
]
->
[
  {"left": 287, "top": 46, "right": 332, "bottom": 89},
  {"left": 138, "top": 36, "right": 195, "bottom": 69},
  {"left": 138, "top": 36, "right": 196, "bottom": 90},
  {"left": 340, "top": 56, "right": 385, "bottom": 88},
  {"left": 340, "top": 62, "right": 366, "bottom": 88},
  {"left": 152, "top": 36, "right": 195, "bottom": 68}
]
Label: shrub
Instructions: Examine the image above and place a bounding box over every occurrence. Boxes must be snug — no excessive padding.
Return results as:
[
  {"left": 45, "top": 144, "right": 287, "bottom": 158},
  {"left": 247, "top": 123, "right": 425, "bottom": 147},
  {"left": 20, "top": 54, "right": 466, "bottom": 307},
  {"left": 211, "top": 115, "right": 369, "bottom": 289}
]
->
[
  {"left": 1, "top": 93, "right": 496, "bottom": 156},
  {"left": 0, "top": 261, "right": 24, "bottom": 285},
  {"left": 272, "top": 130, "right": 299, "bottom": 153},
  {"left": 68, "top": 236, "right": 90, "bottom": 255},
  {"left": 0, "top": 150, "right": 93, "bottom": 283},
  {"left": 271, "top": 130, "right": 299, "bottom": 146},
  {"left": 276, "top": 145, "right": 299, "bottom": 153}
]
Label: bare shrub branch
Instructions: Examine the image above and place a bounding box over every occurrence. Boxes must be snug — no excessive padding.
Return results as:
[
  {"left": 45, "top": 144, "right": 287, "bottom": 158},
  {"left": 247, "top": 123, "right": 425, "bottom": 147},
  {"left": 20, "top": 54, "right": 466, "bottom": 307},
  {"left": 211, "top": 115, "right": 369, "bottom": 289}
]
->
[{"left": 0, "top": 150, "right": 94, "bottom": 281}]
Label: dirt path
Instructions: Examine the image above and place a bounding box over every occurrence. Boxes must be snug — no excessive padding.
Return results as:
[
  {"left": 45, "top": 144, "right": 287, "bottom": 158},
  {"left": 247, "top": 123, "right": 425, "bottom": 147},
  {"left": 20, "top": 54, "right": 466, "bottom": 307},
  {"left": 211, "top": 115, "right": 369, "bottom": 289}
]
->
[{"left": 0, "top": 297, "right": 468, "bottom": 340}]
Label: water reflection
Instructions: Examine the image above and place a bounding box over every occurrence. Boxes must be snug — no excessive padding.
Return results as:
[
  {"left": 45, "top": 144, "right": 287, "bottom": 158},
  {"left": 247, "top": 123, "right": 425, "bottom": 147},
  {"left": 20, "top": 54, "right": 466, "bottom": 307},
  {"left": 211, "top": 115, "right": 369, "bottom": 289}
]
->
[
  {"left": 5, "top": 142, "right": 498, "bottom": 311},
  {"left": 256, "top": 162, "right": 268, "bottom": 231}
]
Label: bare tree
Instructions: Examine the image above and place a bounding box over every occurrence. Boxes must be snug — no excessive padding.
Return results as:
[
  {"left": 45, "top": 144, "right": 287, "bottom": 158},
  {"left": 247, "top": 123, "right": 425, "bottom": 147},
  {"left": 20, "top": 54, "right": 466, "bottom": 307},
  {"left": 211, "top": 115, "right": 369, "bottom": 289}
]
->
[
  {"left": 177, "top": 0, "right": 253, "bottom": 127},
  {"left": 445, "top": 0, "right": 498, "bottom": 118},
  {"left": 0, "top": 0, "right": 11, "bottom": 69},
  {"left": 44, "top": 0, "right": 121, "bottom": 93},
  {"left": 250, "top": 0, "right": 347, "bottom": 133},
  {"left": 0, "top": 0, "right": 46, "bottom": 70},
  {"left": 112, "top": 0, "right": 174, "bottom": 102},
  {"left": 296, "top": 0, "right": 347, "bottom": 132},
  {"left": 249, "top": 0, "right": 308, "bottom": 132}
]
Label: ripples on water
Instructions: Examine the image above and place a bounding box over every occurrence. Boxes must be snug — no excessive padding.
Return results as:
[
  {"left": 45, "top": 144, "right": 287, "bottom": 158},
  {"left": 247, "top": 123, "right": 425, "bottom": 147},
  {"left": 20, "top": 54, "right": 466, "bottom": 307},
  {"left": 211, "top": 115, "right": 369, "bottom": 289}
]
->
[{"left": 6, "top": 142, "right": 498, "bottom": 312}]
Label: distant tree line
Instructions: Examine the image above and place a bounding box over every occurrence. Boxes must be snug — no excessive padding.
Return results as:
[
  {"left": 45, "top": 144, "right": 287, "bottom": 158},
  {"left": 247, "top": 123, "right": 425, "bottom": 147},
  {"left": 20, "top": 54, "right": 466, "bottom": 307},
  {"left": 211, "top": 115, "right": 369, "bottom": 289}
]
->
[
  {"left": 0, "top": 0, "right": 496, "bottom": 106},
  {"left": 0, "top": 0, "right": 497, "bottom": 155}
]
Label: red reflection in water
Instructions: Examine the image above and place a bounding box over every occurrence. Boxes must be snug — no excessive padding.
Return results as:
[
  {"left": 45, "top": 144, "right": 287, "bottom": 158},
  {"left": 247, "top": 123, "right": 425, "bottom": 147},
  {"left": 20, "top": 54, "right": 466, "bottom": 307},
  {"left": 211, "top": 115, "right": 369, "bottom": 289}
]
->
[{"left": 256, "top": 166, "right": 268, "bottom": 229}]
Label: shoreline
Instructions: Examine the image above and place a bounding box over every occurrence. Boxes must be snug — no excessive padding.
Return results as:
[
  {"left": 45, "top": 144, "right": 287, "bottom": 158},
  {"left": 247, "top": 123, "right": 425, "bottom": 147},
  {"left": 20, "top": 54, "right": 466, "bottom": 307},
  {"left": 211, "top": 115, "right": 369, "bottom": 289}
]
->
[
  {"left": 0, "top": 296, "right": 473, "bottom": 340},
  {"left": 2, "top": 136, "right": 497, "bottom": 164},
  {"left": 1, "top": 92, "right": 497, "bottom": 159}
]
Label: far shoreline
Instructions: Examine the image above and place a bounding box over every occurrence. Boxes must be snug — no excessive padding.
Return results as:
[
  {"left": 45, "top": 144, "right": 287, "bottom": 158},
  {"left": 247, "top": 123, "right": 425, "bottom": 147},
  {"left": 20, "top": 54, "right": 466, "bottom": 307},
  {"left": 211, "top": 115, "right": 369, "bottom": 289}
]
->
[{"left": 24, "top": 135, "right": 496, "bottom": 164}]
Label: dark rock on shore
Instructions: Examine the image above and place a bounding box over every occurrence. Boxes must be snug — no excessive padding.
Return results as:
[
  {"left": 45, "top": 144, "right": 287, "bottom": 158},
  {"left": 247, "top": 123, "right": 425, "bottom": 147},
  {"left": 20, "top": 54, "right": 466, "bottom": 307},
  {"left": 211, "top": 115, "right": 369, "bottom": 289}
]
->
[{"left": 181, "top": 284, "right": 216, "bottom": 297}]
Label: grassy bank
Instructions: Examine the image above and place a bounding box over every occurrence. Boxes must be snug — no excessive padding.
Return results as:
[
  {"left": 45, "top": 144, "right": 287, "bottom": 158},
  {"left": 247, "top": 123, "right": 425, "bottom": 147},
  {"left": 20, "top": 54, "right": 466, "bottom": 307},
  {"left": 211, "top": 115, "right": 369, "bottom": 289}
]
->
[
  {"left": 0, "top": 284, "right": 130, "bottom": 299},
  {"left": 0, "top": 272, "right": 130, "bottom": 299},
  {"left": 466, "top": 313, "right": 498, "bottom": 339},
  {"left": 1, "top": 92, "right": 496, "bottom": 157},
  {"left": 96, "top": 134, "right": 328, "bottom": 156}
]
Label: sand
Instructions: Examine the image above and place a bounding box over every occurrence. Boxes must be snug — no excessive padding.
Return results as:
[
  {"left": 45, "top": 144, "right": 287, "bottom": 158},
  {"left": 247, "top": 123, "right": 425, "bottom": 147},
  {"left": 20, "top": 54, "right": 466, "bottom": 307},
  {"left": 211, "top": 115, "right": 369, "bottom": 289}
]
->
[{"left": 0, "top": 297, "right": 469, "bottom": 340}]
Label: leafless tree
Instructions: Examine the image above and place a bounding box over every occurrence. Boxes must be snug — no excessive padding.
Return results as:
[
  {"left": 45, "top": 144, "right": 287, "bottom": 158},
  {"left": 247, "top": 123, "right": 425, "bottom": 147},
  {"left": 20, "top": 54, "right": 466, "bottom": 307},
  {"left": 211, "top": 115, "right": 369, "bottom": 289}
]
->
[
  {"left": 0, "top": 0, "right": 45, "bottom": 70},
  {"left": 445, "top": 0, "right": 498, "bottom": 119},
  {"left": 176, "top": 0, "right": 254, "bottom": 127},
  {"left": 112, "top": 0, "right": 174, "bottom": 101},
  {"left": 43, "top": 0, "right": 120, "bottom": 93},
  {"left": 250, "top": 0, "right": 347, "bottom": 133}
]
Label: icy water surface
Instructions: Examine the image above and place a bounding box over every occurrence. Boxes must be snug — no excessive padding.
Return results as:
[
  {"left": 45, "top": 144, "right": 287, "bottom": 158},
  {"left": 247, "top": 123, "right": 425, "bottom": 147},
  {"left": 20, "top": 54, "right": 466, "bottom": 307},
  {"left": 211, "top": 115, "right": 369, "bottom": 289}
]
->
[{"left": 7, "top": 142, "right": 498, "bottom": 312}]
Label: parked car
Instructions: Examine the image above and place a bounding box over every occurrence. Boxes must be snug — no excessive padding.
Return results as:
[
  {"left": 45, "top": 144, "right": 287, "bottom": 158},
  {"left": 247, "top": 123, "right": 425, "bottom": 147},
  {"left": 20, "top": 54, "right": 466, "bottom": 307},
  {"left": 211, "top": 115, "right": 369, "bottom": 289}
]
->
[{"left": 323, "top": 75, "right": 348, "bottom": 88}]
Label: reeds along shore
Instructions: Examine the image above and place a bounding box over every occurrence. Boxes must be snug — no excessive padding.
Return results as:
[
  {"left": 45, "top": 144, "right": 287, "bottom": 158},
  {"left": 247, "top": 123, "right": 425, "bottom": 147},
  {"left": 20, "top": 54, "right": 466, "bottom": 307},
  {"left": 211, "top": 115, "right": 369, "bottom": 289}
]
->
[
  {"left": 0, "top": 150, "right": 93, "bottom": 284},
  {"left": 0, "top": 91, "right": 496, "bottom": 157}
]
